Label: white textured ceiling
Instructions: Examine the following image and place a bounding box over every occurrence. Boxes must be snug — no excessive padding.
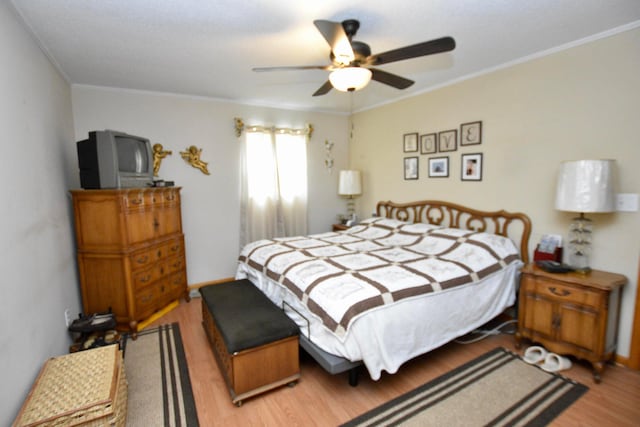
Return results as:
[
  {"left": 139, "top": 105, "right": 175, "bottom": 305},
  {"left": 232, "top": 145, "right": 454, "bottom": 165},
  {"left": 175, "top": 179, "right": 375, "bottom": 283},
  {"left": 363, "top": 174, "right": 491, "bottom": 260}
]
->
[{"left": 10, "top": 0, "right": 640, "bottom": 114}]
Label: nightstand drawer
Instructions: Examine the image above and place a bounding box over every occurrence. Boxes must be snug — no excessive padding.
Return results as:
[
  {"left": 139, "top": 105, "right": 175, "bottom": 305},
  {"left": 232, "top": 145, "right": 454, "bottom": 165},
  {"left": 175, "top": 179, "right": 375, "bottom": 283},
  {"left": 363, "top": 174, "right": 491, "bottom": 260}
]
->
[{"left": 533, "top": 279, "right": 601, "bottom": 308}]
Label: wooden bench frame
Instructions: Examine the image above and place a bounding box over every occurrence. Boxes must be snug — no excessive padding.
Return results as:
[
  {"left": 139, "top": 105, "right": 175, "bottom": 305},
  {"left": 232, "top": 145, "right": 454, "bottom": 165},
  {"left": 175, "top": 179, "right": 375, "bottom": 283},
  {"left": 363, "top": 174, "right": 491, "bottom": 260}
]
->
[{"left": 200, "top": 285, "right": 300, "bottom": 406}]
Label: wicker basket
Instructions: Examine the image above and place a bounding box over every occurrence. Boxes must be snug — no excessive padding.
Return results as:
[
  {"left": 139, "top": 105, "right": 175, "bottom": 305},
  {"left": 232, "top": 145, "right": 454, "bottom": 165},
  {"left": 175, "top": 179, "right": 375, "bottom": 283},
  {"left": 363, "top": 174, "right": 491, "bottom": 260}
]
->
[{"left": 13, "top": 345, "right": 127, "bottom": 427}]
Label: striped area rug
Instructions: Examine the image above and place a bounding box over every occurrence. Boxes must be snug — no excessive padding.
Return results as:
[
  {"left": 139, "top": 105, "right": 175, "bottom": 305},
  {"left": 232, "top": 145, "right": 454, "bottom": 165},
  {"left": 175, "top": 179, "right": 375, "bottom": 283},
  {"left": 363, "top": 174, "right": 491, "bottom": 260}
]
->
[
  {"left": 123, "top": 323, "right": 199, "bottom": 427},
  {"left": 342, "top": 347, "right": 587, "bottom": 427}
]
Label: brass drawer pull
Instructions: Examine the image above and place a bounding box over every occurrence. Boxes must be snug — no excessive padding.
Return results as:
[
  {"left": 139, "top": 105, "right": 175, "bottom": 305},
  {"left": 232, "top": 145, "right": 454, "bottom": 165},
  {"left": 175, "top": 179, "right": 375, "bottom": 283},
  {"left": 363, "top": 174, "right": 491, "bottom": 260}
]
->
[
  {"left": 131, "top": 198, "right": 143, "bottom": 205},
  {"left": 136, "top": 255, "right": 149, "bottom": 264},
  {"left": 139, "top": 275, "right": 151, "bottom": 283},
  {"left": 549, "top": 287, "right": 570, "bottom": 297}
]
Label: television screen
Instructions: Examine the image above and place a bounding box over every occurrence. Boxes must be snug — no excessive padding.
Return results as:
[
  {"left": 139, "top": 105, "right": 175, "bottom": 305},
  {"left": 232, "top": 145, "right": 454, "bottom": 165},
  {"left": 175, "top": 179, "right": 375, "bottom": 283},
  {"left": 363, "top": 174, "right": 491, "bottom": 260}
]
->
[{"left": 116, "top": 136, "right": 149, "bottom": 173}]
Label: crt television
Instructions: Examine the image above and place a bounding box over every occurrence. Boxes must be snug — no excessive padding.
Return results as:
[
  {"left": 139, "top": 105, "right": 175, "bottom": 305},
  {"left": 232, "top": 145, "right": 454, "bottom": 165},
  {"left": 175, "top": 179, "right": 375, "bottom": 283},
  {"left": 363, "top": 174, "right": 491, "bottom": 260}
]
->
[{"left": 77, "top": 130, "right": 154, "bottom": 189}]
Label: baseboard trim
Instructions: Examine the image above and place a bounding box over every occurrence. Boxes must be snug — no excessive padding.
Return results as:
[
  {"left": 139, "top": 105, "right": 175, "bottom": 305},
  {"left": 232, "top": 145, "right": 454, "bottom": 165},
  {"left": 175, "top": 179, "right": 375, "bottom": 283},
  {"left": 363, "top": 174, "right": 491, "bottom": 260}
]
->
[{"left": 188, "top": 277, "right": 236, "bottom": 290}]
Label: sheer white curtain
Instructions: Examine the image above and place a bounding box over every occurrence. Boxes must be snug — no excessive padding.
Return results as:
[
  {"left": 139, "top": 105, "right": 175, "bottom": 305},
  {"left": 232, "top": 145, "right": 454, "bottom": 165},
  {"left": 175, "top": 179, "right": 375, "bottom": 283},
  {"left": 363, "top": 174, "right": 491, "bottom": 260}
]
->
[{"left": 240, "top": 129, "right": 308, "bottom": 246}]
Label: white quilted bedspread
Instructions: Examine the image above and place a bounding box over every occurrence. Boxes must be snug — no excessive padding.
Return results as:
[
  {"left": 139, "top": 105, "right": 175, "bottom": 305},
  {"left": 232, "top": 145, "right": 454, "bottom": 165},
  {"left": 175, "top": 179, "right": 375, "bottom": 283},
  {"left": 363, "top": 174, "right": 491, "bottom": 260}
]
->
[{"left": 238, "top": 218, "right": 520, "bottom": 339}]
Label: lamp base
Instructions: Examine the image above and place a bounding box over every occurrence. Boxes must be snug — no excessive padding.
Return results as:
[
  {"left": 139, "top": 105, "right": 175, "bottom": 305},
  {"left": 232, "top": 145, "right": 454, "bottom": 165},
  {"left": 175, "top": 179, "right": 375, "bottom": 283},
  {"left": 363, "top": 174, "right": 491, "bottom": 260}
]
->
[{"left": 568, "top": 251, "right": 591, "bottom": 274}]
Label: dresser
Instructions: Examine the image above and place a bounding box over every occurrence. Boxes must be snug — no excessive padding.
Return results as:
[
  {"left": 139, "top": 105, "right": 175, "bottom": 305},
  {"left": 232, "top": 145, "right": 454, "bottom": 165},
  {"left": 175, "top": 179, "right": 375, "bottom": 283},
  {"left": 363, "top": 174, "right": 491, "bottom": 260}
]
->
[
  {"left": 71, "top": 188, "right": 189, "bottom": 334},
  {"left": 515, "top": 263, "right": 626, "bottom": 382}
]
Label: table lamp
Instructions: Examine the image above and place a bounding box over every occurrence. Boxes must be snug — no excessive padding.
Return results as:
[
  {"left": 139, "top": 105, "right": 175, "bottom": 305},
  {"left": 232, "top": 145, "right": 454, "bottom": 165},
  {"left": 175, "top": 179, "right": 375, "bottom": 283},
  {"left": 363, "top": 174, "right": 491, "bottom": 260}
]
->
[
  {"left": 338, "top": 170, "right": 362, "bottom": 223},
  {"left": 555, "top": 159, "right": 615, "bottom": 272}
]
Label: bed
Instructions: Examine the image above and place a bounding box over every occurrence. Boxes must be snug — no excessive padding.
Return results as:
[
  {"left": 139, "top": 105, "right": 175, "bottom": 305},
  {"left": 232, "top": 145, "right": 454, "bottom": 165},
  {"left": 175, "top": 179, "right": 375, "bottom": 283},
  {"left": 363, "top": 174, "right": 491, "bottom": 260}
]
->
[{"left": 236, "top": 200, "right": 531, "bottom": 380}]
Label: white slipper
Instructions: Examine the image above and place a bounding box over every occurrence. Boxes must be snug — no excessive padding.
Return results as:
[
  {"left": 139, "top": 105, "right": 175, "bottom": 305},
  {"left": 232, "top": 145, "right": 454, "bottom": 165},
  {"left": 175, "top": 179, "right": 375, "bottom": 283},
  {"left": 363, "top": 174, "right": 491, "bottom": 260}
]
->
[
  {"left": 523, "top": 346, "right": 548, "bottom": 364},
  {"left": 540, "top": 353, "right": 572, "bottom": 372}
]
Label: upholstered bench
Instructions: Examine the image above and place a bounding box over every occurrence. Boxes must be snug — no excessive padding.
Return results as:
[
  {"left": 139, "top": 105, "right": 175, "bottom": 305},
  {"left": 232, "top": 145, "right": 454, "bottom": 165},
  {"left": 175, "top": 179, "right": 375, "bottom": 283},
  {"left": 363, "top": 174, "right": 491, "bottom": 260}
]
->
[{"left": 200, "top": 279, "right": 300, "bottom": 406}]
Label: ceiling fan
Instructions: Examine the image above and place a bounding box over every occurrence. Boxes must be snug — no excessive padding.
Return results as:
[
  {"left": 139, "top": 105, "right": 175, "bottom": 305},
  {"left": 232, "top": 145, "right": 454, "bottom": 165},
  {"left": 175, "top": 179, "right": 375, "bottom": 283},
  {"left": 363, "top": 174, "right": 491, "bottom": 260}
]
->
[{"left": 253, "top": 19, "right": 455, "bottom": 96}]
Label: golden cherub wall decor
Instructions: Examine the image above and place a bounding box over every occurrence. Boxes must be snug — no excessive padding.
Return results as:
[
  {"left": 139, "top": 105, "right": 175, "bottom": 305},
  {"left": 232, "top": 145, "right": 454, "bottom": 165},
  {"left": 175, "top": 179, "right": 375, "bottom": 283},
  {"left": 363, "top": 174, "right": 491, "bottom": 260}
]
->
[
  {"left": 180, "top": 145, "right": 210, "bottom": 175},
  {"left": 152, "top": 143, "right": 172, "bottom": 176}
]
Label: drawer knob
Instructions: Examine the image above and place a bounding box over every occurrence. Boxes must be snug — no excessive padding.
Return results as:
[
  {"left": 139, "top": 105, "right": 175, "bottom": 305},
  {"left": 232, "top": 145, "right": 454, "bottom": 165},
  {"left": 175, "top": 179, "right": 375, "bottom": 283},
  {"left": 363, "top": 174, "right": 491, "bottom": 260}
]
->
[
  {"left": 549, "top": 287, "right": 570, "bottom": 297},
  {"left": 136, "top": 256, "right": 149, "bottom": 264}
]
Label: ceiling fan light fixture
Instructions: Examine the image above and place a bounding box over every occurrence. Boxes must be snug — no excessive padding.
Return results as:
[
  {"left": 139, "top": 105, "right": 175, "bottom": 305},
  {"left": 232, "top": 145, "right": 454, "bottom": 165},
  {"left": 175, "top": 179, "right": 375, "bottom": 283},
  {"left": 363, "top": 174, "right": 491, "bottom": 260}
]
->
[{"left": 329, "top": 67, "right": 372, "bottom": 92}]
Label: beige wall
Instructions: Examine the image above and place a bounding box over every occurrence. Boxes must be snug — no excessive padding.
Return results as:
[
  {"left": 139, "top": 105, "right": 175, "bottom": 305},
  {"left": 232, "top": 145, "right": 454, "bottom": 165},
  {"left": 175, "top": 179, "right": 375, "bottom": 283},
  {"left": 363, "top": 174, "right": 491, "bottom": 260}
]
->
[
  {"left": 71, "top": 86, "right": 350, "bottom": 284},
  {"left": 350, "top": 28, "right": 640, "bottom": 356}
]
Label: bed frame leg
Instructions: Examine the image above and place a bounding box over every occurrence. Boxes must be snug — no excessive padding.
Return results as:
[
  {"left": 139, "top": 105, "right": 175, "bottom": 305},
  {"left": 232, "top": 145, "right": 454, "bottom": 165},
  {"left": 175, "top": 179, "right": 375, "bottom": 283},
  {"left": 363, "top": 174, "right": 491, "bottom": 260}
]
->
[{"left": 348, "top": 367, "right": 359, "bottom": 387}]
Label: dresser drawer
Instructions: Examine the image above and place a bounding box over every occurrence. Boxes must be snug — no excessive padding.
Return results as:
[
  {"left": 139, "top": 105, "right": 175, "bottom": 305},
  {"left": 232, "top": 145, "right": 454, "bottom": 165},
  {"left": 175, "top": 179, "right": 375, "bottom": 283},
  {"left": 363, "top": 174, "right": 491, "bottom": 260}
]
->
[
  {"left": 159, "top": 238, "right": 184, "bottom": 260},
  {"left": 166, "top": 271, "right": 187, "bottom": 299},
  {"left": 122, "top": 189, "right": 165, "bottom": 210},
  {"left": 129, "top": 238, "right": 183, "bottom": 270},
  {"left": 134, "top": 286, "right": 159, "bottom": 319},
  {"left": 130, "top": 247, "right": 156, "bottom": 270},
  {"left": 122, "top": 191, "right": 146, "bottom": 209}
]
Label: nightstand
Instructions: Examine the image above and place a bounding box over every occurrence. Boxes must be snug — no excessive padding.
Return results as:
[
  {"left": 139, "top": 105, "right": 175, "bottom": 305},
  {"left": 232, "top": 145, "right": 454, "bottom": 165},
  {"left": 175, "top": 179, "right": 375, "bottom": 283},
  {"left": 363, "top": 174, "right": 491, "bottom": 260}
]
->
[
  {"left": 515, "top": 263, "right": 626, "bottom": 383},
  {"left": 332, "top": 223, "right": 350, "bottom": 231}
]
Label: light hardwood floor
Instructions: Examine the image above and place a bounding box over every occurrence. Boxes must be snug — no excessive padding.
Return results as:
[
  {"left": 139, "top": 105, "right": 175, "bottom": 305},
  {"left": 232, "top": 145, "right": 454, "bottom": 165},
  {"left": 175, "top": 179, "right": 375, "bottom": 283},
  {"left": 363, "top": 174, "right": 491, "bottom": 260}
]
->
[{"left": 149, "top": 298, "right": 640, "bottom": 426}]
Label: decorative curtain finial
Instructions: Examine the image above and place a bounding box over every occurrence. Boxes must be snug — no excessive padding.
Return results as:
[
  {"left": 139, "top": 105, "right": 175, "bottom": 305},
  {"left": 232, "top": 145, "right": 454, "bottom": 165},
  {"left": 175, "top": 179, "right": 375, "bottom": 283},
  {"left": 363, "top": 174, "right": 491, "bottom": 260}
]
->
[
  {"left": 307, "top": 124, "right": 314, "bottom": 139},
  {"left": 234, "top": 117, "right": 245, "bottom": 137}
]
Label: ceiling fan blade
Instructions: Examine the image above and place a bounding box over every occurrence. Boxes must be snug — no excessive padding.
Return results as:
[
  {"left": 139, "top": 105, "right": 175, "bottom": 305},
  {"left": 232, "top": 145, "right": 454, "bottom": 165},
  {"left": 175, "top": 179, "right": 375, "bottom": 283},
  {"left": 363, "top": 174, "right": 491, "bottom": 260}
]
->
[
  {"left": 369, "top": 68, "right": 414, "bottom": 89},
  {"left": 366, "top": 36, "right": 455, "bottom": 66},
  {"left": 253, "top": 65, "right": 329, "bottom": 72},
  {"left": 313, "top": 20, "right": 354, "bottom": 65},
  {"left": 312, "top": 80, "right": 333, "bottom": 97}
]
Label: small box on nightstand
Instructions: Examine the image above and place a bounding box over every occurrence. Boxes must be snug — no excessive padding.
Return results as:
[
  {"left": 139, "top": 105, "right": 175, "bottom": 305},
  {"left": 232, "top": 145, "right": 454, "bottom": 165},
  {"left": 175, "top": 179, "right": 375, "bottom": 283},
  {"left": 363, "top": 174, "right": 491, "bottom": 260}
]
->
[{"left": 533, "top": 244, "right": 563, "bottom": 262}]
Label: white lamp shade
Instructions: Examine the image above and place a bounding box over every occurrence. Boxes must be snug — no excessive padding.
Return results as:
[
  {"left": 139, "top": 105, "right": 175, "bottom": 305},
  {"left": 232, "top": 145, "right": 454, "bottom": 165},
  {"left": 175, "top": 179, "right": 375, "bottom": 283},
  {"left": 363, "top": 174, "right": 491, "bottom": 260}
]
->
[
  {"left": 338, "top": 170, "right": 362, "bottom": 196},
  {"left": 329, "top": 67, "right": 372, "bottom": 92},
  {"left": 555, "top": 160, "right": 615, "bottom": 213}
]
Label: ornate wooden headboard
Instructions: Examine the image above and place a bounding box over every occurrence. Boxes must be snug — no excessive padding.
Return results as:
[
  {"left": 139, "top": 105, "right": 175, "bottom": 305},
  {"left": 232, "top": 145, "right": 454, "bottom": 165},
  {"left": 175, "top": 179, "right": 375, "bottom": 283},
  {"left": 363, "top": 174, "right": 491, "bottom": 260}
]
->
[{"left": 376, "top": 200, "right": 532, "bottom": 263}]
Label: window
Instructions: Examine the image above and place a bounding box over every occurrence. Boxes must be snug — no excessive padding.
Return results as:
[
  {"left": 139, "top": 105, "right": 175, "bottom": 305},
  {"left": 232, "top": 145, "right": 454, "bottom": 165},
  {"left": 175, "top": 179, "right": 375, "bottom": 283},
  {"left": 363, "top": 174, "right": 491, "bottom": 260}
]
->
[{"left": 240, "top": 129, "right": 308, "bottom": 244}]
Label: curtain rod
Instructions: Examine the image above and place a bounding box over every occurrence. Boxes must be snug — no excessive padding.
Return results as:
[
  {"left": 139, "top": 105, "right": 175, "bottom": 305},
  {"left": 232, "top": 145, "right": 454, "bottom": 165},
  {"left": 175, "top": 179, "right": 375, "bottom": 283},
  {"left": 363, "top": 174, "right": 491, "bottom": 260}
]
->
[{"left": 234, "top": 117, "right": 313, "bottom": 139}]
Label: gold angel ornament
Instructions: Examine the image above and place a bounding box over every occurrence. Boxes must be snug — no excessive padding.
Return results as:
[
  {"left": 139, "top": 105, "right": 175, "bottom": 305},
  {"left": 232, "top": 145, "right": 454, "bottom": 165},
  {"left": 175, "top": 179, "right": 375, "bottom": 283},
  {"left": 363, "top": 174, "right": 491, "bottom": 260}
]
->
[
  {"left": 180, "top": 145, "right": 210, "bottom": 175},
  {"left": 152, "top": 143, "right": 172, "bottom": 176}
]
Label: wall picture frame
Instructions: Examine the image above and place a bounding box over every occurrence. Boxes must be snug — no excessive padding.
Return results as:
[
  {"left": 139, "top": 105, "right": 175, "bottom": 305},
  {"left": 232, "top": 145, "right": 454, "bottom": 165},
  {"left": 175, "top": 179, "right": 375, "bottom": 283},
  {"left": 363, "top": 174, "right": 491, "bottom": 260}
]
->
[
  {"left": 438, "top": 129, "right": 457, "bottom": 152},
  {"left": 420, "top": 133, "right": 437, "bottom": 154},
  {"left": 403, "top": 132, "right": 418, "bottom": 152},
  {"left": 460, "top": 121, "right": 482, "bottom": 146},
  {"left": 404, "top": 156, "right": 419, "bottom": 180},
  {"left": 428, "top": 157, "right": 449, "bottom": 178},
  {"left": 461, "top": 153, "right": 483, "bottom": 181}
]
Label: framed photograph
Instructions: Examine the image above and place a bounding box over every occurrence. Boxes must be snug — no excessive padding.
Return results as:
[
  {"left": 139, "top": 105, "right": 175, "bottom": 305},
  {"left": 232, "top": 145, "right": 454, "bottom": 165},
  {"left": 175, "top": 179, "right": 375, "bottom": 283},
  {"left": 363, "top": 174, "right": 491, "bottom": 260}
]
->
[
  {"left": 461, "top": 153, "right": 483, "bottom": 181},
  {"left": 403, "top": 133, "right": 418, "bottom": 152},
  {"left": 460, "top": 121, "right": 482, "bottom": 146},
  {"left": 438, "top": 129, "right": 457, "bottom": 152},
  {"left": 420, "top": 133, "right": 437, "bottom": 154},
  {"left": 404, "top": 157, "right": 419, "bottom": 180},
  {"left": 428, "top": 157, "right": 449, "bottom": 178}
]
